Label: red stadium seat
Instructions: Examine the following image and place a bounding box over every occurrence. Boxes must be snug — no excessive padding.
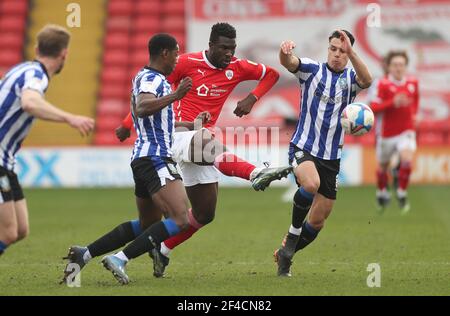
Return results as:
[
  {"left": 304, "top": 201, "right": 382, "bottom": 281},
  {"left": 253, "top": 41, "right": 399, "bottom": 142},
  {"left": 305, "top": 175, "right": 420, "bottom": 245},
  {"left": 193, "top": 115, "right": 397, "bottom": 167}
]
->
[
  {"left": 103, "top": 50, "right": 129, "bottom": 67},
  {"left": 96, "top": 115, "right": 124, "bottom": 132},
  {"left": 131, "top": 33, "right": 152, "bottom": 49},
  {"left": 135, "top": 0, "right": 161, "bottom": 15},
  {"left": 94, "top": 131, "right": 121, "bottom": 145},
  {"left": 0, "top": 16, "right": 26, "bottom": 33},
  {"left": 130, "top": 50, "right": 149, "bottom": 67},
  {"left": 108, "top": 0, "right": 133, "bottom": 17},
  {"left": 0, "top": 33, "right": 23, "bottom": 50},
  {"left": 99, "top": 84, "right": 130, "bottom": 100},
  {"left": 0, "top": 0, "right": 28, "bottom": 16},
  {"left": 0, "top": 50, "right": 22, "bottom": 67},
  {"left": 104, "top": 32, "right": 130, "bottom": 49},
  {"left": 97, "top": 99, "right": 129, "bottom": 117},
  {"left": 106, "top": 16, "right": 131, "bottom": 32},
  {"left": 101, "top": 67, "right": 129, "bottom": 84},
  {"left": 418, "top": 132, "right": 445, "bottom": 146},
  {"left": 162, "top": 0, "right": 185, "bottom": 15},
  {"left": 133, "top": 15, "right": 160, "bottom": 33},
  {"left": 161, "top": 15, "right": 185, "bottom": 33}
]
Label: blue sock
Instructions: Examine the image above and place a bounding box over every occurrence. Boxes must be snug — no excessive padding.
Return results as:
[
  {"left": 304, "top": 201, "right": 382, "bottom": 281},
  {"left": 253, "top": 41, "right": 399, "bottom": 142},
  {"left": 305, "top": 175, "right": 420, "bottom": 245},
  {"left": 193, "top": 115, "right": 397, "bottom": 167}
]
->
[
  {"left": 123, "top": 218, "right": 180, "bottom": 260},
  {"left": 130, "top": 219, "right": 142, "bottom": 237},
  {"left": 0, "top": 241, "right": 8, "bottom": 255},
  {"left": 295, "top": 221, "right": 320, "bottom": 252}
]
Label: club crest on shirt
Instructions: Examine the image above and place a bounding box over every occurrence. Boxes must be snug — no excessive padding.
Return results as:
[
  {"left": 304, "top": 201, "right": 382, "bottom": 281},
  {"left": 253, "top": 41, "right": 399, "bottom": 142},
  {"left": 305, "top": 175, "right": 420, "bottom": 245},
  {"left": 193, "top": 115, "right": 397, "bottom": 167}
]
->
[
  {"left": 225, "top": 70, "right": 234, "bottom": 80},
  {"left": 338, "top": 77, "right": 348, "bottom": 90},
  {"left": 408, "top": 83, "right": 415, "bottom": 93}
]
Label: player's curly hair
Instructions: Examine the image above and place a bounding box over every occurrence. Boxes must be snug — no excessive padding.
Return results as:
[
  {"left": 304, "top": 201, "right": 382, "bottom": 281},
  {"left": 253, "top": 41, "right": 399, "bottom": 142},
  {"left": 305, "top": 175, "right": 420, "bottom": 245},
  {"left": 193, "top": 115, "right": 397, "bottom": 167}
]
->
[
  {"left": 329, "top": 30, "right": 355, "bottom": 46},
  {"left": 148, "top": 33, "right": 178, "bottom": 58},
  {"left": 385, "top": 50, "right": 409, "bottom": 66},
  {"left": 209, "top": 22, "right": 236, "bottom": 43}
]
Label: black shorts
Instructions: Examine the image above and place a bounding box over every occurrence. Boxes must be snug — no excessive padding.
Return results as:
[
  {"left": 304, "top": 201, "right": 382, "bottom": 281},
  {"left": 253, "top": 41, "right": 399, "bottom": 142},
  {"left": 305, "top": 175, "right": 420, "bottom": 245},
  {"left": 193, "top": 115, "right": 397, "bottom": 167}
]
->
[
  {"left": 288, "top": 144, "right": 340, "bottom": 200},
  {"left": 0, "top": 167, "right": 24, "bottom": 203},
  {"left": 131, "top": 156, "right": 182, "bottom": 198}
]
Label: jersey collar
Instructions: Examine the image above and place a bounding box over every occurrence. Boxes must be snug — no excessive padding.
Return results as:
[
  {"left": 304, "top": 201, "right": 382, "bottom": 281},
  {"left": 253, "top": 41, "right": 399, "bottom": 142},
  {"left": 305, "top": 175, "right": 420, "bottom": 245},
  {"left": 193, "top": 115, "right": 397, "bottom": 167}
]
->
[
  {"left": 33, "top": 59, "right": 50, "bottom": 80},
  {"left": 202, "top": 50, "right": 218, "bottom": 69},
  {"left": 144, "top": 66, "right": 166, "bottom": 79},
  {"left": 388, "top": 74, "right": 406, "bottom": 85}
]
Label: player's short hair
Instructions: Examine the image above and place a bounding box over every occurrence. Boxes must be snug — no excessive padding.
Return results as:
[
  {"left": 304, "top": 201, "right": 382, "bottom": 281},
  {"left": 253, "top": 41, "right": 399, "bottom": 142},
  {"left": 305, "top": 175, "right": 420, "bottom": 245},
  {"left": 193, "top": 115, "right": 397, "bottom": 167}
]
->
[
  {"left": 209, "top": 22, "right": 236, "bottom": 43},
  {"left": 385, "top": 50, "right": 409, "bottom": 66},
  {"left": 148, "top": 33, "right": 178, "bottom": 59},
  {"left": 329, "top": 30, "right": 355, "bottom": 46},
  {"left": 36, "top": 24, "right": 71, "bottom": 57}
]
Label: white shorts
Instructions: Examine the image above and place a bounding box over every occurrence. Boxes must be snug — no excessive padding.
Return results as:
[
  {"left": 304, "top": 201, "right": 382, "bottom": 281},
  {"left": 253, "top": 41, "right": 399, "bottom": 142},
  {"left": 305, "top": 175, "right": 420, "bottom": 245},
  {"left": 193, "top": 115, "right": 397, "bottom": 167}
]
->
[
  {"left": 376, "top": 130, "right": 417, "bottom": 164},
  {"left": 172, "top": 129, "right": 220, "bottom": 187}
]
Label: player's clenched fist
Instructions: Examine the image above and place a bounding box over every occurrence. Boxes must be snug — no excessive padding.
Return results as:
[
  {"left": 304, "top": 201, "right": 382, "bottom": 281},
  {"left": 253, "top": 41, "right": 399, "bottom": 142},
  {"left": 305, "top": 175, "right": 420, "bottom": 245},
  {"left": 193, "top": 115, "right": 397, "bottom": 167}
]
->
[
  {"left": 175, "top": 77, "right": 193, "bottom": 100},
  {"left": 280, "top": 40, "right": 296, "bottom": 55}
]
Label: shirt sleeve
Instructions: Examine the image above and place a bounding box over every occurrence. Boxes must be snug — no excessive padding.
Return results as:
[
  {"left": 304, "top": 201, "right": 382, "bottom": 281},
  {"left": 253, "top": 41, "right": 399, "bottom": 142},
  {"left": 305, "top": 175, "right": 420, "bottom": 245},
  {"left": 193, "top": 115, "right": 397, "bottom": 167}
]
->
[
  {"left": 138, "top": 74, "right": 163, "bottom": 96},
  {"left": 292, "top": 57, "right": 320, "bottom": 84},
  {"left": 237, "top": 59, "right": 266, "bottom": 81},
  {"left": 350, "top": 69, "right": 364, "bottom": 96},
  {"left": 21, "top": 68, "right": 48, "bottom": 95}
]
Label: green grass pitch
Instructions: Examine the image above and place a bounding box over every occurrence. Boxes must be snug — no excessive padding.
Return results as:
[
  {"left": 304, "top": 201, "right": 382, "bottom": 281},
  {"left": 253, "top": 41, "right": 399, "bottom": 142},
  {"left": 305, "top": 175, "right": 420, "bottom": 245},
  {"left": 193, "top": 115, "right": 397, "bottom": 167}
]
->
[{"left": 0, "top": 186, "right": 449, "bottom": 296}]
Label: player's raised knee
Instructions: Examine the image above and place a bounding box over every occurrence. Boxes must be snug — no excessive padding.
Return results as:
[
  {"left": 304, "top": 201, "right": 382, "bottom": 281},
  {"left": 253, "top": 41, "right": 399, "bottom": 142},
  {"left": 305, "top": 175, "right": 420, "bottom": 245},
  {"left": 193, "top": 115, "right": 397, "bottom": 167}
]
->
[
  {"left": 1, "top": 227, "right": 19, "bottom": 244},
  {"left": 302, "top": 179, "right": 320, "bottom": 195}
]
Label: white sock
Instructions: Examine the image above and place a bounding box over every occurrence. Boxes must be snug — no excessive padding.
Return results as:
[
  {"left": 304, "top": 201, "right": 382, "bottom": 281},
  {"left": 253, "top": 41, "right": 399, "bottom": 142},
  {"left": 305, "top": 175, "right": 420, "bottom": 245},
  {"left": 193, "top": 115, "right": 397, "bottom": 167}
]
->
[
  {"left": 397, "top": 189, "right": 407, "bottom": 198},
  {"left": 114, "top": 251, "right": 129, "bottom": 262},
  {"left": 83, "top": 249, "right": 92, "bottom": 263},
  {"left": 289, "top": 224, "right": 302, "bottom": 236},
  {"left": 250, "top": 167, "right": 262, "bottom": 180},
  {"left": 160, "top": 242, "right": 171, "bottom": 257}
]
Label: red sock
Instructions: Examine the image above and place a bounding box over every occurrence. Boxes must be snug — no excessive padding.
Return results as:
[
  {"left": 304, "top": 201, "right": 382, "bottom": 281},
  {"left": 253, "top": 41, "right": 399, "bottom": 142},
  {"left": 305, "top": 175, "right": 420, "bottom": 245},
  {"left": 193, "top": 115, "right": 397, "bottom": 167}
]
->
[
  {"left": 398, "top": 162, "right": 412, "bottom": 191},
  {"left": 213, "top": 152, "right": 256, "bottom": 180},
  {"left": 376, "top": 168, "right": 388, "bottom": 191},
  {"left": 163, "top": 209, "right": 203, "bottom": 250}
]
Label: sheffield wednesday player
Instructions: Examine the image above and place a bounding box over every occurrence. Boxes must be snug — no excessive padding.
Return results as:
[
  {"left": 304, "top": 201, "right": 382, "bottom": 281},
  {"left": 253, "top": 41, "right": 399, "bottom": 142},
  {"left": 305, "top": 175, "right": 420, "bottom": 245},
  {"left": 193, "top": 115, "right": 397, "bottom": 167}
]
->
[
  {"left": 0, "top": 25, "right": 94, "bottom": 257},
  {"left": 99, "top": 34, "right": 193, "bottom": 285},
  {"left": 274, "top": 30, "right": 373, "bottom": 277}
]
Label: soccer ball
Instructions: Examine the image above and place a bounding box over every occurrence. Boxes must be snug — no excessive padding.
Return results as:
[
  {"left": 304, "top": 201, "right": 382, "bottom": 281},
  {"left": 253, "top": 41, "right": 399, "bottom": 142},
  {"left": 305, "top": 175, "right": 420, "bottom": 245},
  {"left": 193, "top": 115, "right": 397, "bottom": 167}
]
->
[{"left": 340, "top": 102, "right": 374, "bottom": 136}]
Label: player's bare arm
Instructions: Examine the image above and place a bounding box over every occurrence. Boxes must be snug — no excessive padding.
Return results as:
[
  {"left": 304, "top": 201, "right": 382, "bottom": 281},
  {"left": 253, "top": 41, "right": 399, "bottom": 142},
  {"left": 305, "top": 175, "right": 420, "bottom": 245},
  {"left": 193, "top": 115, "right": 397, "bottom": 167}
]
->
[
  {"left": 279, "top": 40, "right": 300, "bottom": 73},
  {"left": 338, "top": 30, "right": 372, "bottom": 89},
  {"left": 135, "top": 77, "right": 192, "bottom": 118},
  {"left": 21, "top": 89, "right": 95, "bottom": 137}
]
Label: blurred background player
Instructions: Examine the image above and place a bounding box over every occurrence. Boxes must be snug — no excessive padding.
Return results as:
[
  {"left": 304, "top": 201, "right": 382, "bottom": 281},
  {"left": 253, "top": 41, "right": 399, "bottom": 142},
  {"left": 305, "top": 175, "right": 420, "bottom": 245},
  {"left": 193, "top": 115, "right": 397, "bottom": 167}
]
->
[
  {"left": 274, "top": 30, "right": 372, "bottom": 276},
  {"left": 101, "top": 33, "right": 194, "bottom": 285},
  {"left": 0, "top": 24, "right": 94, "bottom": 257},
  {"left": 370, "top": 50, "right": 419, "bottom": 214},
  {"left": 115, "top": 23, "right": 290, "bottom": 277}
]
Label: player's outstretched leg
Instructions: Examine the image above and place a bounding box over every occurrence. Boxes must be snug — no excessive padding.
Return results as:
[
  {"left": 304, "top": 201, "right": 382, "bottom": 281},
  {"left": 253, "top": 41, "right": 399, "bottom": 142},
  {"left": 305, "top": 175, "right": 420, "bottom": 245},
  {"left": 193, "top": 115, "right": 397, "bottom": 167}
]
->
[
  {"left": 61, "top": 219, "right": 143, "bottom": 283},
  {"left": 102, "top": 179, "right": 190, "bottom": 285}
]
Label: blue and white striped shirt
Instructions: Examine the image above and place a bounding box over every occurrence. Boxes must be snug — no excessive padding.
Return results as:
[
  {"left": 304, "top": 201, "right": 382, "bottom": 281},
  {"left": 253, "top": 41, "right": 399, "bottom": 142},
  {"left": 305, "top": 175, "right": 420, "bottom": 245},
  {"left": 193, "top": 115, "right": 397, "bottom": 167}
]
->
[
  {"left": 0, "top": 61, "right": 49, "bottom": 170},
  {"left": 131, "top": 67, "right": 174, "bottom": 162},
  {"left": 290, "top": 58, "right": 363, "bottom": 160}
]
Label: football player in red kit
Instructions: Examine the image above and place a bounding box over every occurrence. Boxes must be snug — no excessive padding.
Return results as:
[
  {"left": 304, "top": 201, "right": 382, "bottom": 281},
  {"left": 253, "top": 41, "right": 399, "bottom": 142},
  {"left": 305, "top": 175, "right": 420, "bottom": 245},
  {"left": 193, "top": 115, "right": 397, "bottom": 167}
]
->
[{"left": 371, "top": 50, "right": 419, "bottom": 214}]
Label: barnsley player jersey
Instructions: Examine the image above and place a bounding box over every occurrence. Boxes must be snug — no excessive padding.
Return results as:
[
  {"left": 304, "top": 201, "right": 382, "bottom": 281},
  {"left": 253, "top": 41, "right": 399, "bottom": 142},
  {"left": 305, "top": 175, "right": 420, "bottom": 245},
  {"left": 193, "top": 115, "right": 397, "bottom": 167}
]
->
[
  {"left": 167, "top": 50, "right": 266, "bottom": 128},
  {"left": 371, "top": 75, "right": 419, "bottom": 138}
]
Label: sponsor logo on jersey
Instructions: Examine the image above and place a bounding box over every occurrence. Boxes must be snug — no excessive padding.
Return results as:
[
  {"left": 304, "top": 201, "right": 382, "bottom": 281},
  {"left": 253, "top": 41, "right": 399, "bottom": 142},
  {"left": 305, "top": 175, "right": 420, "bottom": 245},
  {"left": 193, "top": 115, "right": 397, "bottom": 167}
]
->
[{"left": 196, "top": 84, "right": 209, "bottom": 96}]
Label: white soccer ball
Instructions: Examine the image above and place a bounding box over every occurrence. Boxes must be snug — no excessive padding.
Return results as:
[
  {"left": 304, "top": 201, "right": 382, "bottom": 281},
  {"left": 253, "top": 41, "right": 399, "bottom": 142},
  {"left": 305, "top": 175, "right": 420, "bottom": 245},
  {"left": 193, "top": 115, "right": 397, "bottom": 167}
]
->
[{"left": 340, "top": 102, "right": 374, "bottom": 136}]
